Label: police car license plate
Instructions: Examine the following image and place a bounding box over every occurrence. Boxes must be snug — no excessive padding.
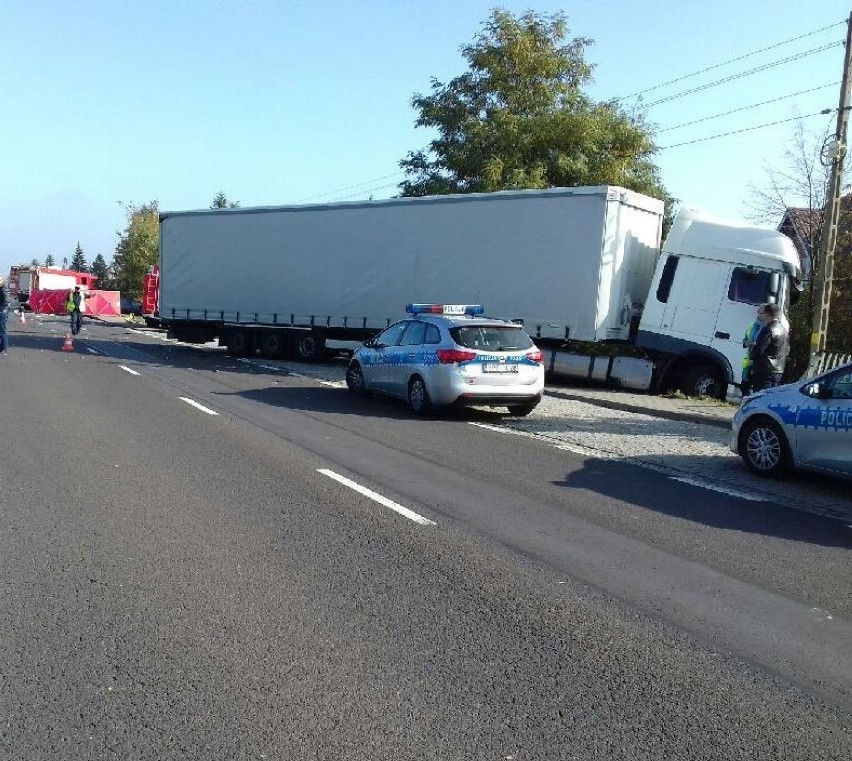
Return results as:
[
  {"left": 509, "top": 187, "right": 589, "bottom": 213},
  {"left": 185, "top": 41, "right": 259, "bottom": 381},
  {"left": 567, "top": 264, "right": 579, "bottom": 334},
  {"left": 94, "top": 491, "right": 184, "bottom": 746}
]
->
[{"left": 483, "top": 362, "right": 518, "bottom": 373}]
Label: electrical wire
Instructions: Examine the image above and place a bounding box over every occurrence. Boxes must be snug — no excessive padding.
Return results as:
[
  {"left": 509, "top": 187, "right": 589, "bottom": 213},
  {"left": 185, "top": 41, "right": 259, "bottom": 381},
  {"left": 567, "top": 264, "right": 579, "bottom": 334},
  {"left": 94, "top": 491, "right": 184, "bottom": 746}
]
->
[
  {"left": 617, "top": 20, "right": 846, "bottom": 102},
  {"left": 658, "top": 83, "right": 839, "bottom": 132},
  {"left": 659, "top": 110, "right": 828, "bottom": 149},
  {"left": 296, "top": 171, "right": 405, "bottom": 203},
  {"left": 300, "top": 21, "right": 847, "bottom": 202},
  {"left": 329, "top": 182, "right": 403, "bottom": 202},
  {"left": 646, "top": 42, "right": 842, "bottom": 107}
]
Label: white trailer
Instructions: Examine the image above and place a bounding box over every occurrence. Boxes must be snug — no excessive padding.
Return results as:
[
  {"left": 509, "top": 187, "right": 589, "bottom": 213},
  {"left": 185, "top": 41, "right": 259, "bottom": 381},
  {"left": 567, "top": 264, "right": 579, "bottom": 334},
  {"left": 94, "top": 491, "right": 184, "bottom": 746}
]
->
[{"left": 158, "top": 186, "right": 802, "bottom": 397}]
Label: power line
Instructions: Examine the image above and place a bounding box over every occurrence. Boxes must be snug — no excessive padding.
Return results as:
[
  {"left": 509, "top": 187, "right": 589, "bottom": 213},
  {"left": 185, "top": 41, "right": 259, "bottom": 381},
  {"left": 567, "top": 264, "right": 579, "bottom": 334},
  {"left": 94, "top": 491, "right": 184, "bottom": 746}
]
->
[
  {"left": 617, "top": 20, "right": 845, "bottom": 102},
  {"left": 331, "top": 182, "right": 402, "bottom": 202},
  {"left": 658, "top": 83, "right": 839, "bottom": 132},
  {"left": 296, "top": 171, "right": 405, "bottom": 203},
  {"left": 658, "top": 110, "right": 828, "bottom": 149},
  {"left": 646, "top": 41, "right": 842, "bottom": 107}
]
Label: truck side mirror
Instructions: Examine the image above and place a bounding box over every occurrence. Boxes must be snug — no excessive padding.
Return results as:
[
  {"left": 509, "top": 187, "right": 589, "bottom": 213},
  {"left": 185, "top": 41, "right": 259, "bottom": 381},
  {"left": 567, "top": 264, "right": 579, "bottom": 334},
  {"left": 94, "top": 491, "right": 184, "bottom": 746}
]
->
[{"left": 768, "top": 272, "right": 780, "bottom": 297}]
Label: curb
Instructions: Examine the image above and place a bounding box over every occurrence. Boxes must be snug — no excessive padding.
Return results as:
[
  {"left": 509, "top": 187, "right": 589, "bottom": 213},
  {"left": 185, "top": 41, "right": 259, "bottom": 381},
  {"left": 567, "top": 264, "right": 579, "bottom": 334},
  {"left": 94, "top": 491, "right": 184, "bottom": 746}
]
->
[{"left": 544, "top": 388, "right": 733, "bottom": 430}]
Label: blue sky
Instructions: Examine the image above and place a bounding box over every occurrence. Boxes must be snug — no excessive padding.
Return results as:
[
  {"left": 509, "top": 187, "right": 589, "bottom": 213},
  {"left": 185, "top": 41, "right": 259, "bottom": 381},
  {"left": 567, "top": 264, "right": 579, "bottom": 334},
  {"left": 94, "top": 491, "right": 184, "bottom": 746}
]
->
[{"left": 1, "top": 1, "right": 848, "bottom": 280}]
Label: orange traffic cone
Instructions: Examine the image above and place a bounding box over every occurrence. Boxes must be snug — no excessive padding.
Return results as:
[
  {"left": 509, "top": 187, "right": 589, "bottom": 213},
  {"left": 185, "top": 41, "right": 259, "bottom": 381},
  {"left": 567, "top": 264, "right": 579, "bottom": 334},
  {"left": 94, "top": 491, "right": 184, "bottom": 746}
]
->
[{"left": 62, "top": 333, "right": 74, "bottom": 352}]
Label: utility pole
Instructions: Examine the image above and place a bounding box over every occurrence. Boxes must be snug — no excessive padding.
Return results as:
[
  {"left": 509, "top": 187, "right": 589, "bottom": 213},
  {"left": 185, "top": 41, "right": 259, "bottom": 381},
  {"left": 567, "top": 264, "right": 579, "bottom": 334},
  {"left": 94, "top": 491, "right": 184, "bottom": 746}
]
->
[{"left": 807, "top": 11, "right": 852, "bottom": 376}]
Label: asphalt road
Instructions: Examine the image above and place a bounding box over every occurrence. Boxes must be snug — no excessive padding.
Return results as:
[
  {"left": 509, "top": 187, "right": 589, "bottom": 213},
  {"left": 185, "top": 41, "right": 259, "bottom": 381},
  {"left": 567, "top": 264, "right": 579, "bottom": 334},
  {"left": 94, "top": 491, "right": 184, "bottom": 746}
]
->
[{"left": 1, "top": 316, "right": 850, "bottom": 760}]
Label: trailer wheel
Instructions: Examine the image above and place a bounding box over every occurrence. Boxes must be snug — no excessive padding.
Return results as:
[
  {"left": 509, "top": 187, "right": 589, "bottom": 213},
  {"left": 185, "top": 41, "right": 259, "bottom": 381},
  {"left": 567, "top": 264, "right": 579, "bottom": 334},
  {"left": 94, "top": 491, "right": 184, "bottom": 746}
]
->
[
  {"left": 679, "top": 363, "right": 725, "bottom": 399},
  {"left": 295, "top": 332, "right": 325, "bottom": 362},
  {"left": 259, "top": 332, "right": 285, "bottom": 359},
  {"left": 226, "top": 329, "right": 253, "bottom": 357}
]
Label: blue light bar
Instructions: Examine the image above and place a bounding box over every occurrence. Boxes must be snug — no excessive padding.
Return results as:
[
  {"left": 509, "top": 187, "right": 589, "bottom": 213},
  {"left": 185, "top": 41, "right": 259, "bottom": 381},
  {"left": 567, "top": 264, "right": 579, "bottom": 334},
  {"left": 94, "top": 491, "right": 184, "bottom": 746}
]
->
[{"left": 406, "top": 304, "right": 484, "bottom": 316}]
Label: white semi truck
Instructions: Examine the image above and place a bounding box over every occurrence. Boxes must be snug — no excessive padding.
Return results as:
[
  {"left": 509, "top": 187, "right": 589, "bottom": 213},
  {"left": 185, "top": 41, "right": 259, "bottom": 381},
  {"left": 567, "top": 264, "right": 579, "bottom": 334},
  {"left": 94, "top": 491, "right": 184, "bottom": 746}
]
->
[{"left": 158, "top": 185, "right": 802, "bottom": 398}]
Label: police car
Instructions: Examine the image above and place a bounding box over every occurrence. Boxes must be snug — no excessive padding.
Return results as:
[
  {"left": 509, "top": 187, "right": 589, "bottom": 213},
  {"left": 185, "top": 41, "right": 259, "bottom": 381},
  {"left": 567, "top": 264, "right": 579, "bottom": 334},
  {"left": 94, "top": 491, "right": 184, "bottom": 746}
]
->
[
  {"left": 730, "top": 361, "right": 852, "bottom": 479},
  {"left": 346, "top": 304, "right": 545, "bottom": 415}
]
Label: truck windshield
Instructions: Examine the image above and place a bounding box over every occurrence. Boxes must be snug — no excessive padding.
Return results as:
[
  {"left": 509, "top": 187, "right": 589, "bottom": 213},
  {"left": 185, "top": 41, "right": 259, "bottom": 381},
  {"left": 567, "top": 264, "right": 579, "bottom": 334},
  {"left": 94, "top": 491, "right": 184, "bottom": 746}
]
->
[{"left": 451, "top": 325, "right": 534, "bottom": 351}]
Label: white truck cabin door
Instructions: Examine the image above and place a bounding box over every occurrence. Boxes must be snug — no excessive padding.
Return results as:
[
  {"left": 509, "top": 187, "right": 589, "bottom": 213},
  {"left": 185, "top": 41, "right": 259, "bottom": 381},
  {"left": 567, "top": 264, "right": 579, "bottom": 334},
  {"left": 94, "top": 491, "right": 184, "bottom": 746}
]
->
[
  {"left": 660, "top": 257, "right": 725, "bottom": 343},
  {"left": 712, "top": 266, "right": 784, "bottom": 375}
]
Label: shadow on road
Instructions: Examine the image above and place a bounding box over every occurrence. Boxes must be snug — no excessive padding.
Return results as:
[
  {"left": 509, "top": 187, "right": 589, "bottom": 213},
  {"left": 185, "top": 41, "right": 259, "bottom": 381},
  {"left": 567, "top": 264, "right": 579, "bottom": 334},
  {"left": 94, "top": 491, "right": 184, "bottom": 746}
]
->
[{"left": 555, "top": 457, "right": 852, "bottom": 549}]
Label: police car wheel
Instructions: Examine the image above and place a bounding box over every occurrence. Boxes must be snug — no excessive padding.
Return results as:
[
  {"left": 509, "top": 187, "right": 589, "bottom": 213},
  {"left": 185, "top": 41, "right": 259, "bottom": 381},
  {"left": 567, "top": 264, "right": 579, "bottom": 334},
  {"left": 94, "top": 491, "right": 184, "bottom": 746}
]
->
[
  {"left": 408, "top": 376, "right": 431, "bottom": 415},
  {"left": 741, "top": 418, "right": 791, "bottom": 477},
  {"left": 346, "top": 361, "right": 366, "bottom": 393}
]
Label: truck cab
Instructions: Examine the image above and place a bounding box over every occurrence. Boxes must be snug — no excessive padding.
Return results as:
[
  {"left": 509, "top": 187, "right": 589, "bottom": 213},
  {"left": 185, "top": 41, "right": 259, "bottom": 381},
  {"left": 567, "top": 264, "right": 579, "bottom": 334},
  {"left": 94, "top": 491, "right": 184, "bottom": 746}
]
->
[{"left": 637, "top": 208, "right": 802, "bottom": 396}]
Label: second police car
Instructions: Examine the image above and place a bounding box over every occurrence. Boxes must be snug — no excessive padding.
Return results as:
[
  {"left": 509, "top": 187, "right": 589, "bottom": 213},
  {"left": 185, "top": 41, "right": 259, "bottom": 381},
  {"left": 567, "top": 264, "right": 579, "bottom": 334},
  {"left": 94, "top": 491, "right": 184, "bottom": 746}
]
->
[
  {"left": 731, "top": 360, "right": 852, "bottom": 479},
  {"left": 346, "top": 304, "right": 545, "bottom": 415}
]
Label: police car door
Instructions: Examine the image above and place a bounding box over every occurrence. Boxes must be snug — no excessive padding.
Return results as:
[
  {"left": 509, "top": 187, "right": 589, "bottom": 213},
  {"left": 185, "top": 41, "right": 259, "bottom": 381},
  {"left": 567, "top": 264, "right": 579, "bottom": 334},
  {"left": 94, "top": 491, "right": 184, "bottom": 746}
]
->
[
  {"left": 796, "top": 366, "right": 852, "bottom": 476},
  {"left": 386, "top": 320, "right": 426, "bottom": 397},
  {"left": 365, "top": 321, "right": 408, "bottom": 392}
]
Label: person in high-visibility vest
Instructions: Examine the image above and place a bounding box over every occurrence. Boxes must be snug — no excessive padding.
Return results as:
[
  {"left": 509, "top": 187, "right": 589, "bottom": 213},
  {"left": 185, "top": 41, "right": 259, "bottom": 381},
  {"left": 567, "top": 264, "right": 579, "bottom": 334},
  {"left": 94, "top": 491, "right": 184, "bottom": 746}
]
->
[
  {"left": 740, "top": 305, "right": 764, "bottom": 396},
  {"left": 66, "top": 286, "right": 86, "bottom": 336}
]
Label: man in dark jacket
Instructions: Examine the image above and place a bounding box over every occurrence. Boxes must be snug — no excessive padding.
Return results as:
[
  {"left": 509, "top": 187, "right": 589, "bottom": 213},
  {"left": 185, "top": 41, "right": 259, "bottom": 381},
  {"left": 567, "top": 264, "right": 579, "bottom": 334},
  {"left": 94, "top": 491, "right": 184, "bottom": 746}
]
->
[{"left": 749, "top": 302, "right": 788, "bottom": 391}]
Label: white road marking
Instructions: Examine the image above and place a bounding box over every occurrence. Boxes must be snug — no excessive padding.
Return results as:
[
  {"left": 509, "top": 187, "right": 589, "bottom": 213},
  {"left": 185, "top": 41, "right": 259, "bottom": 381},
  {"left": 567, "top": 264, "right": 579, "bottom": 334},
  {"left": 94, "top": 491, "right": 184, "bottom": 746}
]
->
[
  {"left": 86, "top": 347, "right": 99, "bottom": 355},
  {"left": 178, "top": 397, "right": 219, "bottom": 416},
  {"left": 118, "top": 365, "right": 140, "bottom": 376},
  {"left": 317, "top": 469, "right": 436, "bottom": 526},
  {"left": 319, "top": 379, "right": 346, "bottom": 388},
  {"left": 471, "top": 421, "right": 772, "bottom": 503},
  {"left": 468, "top": 421, "right": 605, "bottom": 459},
  {"left": 669, "top": 476, "right": 768, "bottom": 502}
]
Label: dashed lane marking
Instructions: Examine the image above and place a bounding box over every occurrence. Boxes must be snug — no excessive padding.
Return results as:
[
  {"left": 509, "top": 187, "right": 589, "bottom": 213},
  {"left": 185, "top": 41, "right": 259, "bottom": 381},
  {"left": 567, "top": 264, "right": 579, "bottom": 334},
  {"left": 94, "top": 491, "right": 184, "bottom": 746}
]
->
[
  {"left": 317, "top": 468, "right": 436, "bottom": 526},
  {"left": 118, "top": 365, "right": 140, "bottom": 376},
  {"left": 178, "top": 397, "right": 219, "bottom": 416}
]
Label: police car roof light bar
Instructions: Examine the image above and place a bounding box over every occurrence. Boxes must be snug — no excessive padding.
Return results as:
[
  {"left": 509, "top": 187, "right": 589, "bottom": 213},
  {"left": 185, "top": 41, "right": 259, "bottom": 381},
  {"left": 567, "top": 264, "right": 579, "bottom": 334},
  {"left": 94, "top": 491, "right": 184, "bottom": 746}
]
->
[{"left": 406, "top": 304, "right": 484, "bottom": 316}]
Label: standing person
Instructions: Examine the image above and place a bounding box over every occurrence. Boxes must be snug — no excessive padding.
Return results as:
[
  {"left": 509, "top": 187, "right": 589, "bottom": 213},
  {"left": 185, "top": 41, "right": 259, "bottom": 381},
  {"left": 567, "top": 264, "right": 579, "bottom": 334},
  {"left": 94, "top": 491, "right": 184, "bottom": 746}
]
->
[
  {"left": 0, "top": 275, "right": 9, "bottom": 354},
  {"left": 67, "top": 285, "right": 85, "bottom": 335},
  {"left": 749, "top": 302, "right": 788, "bottom": 391},
  {"left": 740, "top": 305, "right": 764, "bottom": 396}
]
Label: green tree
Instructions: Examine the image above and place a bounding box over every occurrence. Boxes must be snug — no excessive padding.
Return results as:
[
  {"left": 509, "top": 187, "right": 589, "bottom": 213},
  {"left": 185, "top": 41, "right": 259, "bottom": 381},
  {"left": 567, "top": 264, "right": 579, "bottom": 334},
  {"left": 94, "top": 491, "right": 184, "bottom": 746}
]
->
[
  {"left": 399, "top": 9, "right": 668, "bottom": 206},
  {"left": 30, "top": 258, "right": 40, "bottom": 267},
  {"left": 44, "top": 254, "right": 55, "bottom": 266},
  {"left": 210, "top": 192, "right": 240, "bottom": 209},
  {"left": 71, "top": 242, "right": 88, "bottom": 272},
  {"left": 90, "top": 254, "right": 110, "bottom": 287},
  {"left": 112, "top": 201, "right": 159, "bottom": 299}
]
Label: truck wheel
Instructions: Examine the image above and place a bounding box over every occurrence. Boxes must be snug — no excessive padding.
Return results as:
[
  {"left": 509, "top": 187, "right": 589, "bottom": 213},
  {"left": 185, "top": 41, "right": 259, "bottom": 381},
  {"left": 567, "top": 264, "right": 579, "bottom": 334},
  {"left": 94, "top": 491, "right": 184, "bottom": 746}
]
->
[
  {"left": 680, "top": 364, "right": 725, "bottom": 399},
  {"left": 407, "top": 376, "right": 431, "bottom": 415},
  {"left": 295, "top": 333, "right": 325, "bottom": 362},
  {"left": 227, "top": 329, "right": 253, "bottom": 357},
  {"left": 739, "top": 417, "right": 791, "bottom": 477},
  {"left": 259, "top": 332, "right": 284, "bottom": 359}
]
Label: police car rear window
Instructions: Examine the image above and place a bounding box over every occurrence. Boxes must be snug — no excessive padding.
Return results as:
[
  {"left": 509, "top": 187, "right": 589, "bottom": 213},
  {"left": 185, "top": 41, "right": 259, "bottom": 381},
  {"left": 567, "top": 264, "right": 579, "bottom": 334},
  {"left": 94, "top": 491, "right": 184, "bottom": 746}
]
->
[{"left": 450, "top": 326, "right": 534, "bottom": 351}]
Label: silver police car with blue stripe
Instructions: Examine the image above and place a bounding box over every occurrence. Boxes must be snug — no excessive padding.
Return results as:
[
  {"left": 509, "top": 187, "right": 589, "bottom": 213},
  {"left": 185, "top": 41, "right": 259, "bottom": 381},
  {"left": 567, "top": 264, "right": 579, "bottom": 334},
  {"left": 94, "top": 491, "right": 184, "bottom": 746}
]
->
[
  {"left": 730, "top": 361, "right": 852, "bottom": 478},
  {"left": 346, "top": 304, "right": 545, "bottom": 415}
]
